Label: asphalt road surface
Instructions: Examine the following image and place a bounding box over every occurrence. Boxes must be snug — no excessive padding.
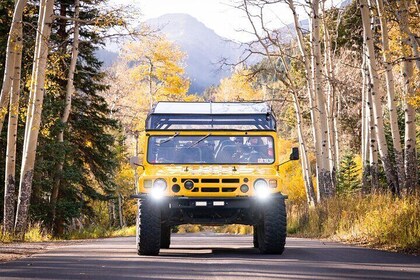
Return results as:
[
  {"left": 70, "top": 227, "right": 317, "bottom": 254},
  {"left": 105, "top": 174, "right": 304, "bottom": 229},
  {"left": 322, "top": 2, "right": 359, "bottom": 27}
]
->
[{"left": 1, "top": 233, "right": 419, "bottom": 279}]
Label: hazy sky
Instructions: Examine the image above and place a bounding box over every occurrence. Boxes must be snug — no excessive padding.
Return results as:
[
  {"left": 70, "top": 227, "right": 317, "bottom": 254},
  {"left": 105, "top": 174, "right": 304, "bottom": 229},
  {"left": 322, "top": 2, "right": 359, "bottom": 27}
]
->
[{"left": 110, "top": 0, "right": 303, "bottom": 42}]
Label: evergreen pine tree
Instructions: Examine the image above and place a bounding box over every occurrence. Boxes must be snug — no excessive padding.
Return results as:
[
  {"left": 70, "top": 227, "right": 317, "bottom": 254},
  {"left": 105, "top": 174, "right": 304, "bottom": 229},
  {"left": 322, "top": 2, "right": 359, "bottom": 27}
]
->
[{"left": 337, "top": 153, "right": 361, "bottom": 194}]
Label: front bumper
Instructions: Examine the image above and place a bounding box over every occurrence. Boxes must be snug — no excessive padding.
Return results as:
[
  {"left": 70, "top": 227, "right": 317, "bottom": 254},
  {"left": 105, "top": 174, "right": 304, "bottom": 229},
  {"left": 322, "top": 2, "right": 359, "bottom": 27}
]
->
[
  {"left": 130, "top": 193, "right": 287, "bottom": 208},
  {"left": 130, "top": 193, "right": 287, "bottom": 226}
]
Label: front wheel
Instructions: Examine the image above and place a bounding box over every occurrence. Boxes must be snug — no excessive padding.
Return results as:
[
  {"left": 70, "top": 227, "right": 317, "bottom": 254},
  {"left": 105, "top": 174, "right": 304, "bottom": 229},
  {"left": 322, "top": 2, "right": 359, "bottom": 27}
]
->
[
  {"left": 161, "top": 224, "right": 171, "bottom": 249},
  {"left": 253, "top": 225, "right": 259, "bottom": 248},
  {"left": 137, "top": 199, "right": 161, "bottom": 255},
  {"left": 257, "top": 197, "right": 287, "bottom": 254}
]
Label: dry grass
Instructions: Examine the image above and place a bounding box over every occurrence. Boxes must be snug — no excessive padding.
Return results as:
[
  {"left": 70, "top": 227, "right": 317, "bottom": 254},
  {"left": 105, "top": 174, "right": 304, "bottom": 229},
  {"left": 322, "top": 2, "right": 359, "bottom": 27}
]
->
[
  {"left": 0, "top": 225, "right": 136, "bottom": 242},
  {"left": 287, "top": 194, "right": 420, "bottom": 253}
]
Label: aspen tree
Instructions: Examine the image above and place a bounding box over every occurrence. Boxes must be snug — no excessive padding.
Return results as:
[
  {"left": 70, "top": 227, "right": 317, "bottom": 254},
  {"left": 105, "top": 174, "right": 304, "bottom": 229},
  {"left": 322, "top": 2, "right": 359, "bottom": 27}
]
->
[
  {"left": 375, "top": 0, "right": 405, "bottom": 189},
  {"left": 15, "top": 0, "right": 56, "bottom": 237},
  {"left": 361, "top": 54, "right": 372, "bottom": 191},
  {"left": 286, "top": 0, "right": 329, "bottom": 201},
  {"left": 242, "top": 0, "right": 316, "bottom": 205},
  {"left": 311, "top": 0, "right": 334, "bottom": 198},
  {"left": 321, "top": 0, "right": 339, "bottom": 172},
  {"left": 396, "top": 0, "right": 417, "bottom": 194},
  {"left": 359, "top": 0, "right": 399, "bottom": 193},
  {"left": 3, "top": 13, "right": 23, "bottom": 234},
  {"left": 23, "top": 0, "right": 46, "bottom": 155},
  {"left": 0, "top": 0, "right": 27, "bottom": 134}
]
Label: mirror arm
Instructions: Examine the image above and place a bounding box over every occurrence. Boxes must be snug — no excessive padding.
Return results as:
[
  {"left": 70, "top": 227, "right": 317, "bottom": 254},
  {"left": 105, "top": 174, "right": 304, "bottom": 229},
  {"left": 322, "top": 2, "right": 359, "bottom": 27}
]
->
[
  {"left": 277, "top": 160, "right": 291, "bottom": 170},
  {"left": 134, "top": 163, "right": 145, "bottom": 170}
]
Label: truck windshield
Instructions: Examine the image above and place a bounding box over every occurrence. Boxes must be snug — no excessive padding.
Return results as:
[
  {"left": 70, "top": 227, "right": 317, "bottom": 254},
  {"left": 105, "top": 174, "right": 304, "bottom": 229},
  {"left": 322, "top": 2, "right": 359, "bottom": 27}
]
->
[{"left": 147, "top": 135, "right": 275, "bottom": 164}]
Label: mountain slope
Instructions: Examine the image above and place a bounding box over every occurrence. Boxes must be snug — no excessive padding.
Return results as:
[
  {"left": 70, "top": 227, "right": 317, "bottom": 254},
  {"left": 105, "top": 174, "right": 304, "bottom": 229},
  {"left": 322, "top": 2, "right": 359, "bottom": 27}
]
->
[{"left": 146, "top": 13, "right": 244, "bottom": 94}]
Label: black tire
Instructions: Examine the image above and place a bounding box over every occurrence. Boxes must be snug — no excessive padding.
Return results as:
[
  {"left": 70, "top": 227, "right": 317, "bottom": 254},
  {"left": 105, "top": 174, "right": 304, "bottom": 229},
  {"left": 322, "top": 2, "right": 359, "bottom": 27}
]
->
[
  {"left": 137, "top": 199, "right": 161, "bottom": 255},
  {"left": 161, "top": 224, "right": 171, "bottom": 249},
  {"left": 253, "top": 226, "right": 259, "bottom": 248},
  {"left": 257, "top": 197, "right": 287, "bottom": 254}
]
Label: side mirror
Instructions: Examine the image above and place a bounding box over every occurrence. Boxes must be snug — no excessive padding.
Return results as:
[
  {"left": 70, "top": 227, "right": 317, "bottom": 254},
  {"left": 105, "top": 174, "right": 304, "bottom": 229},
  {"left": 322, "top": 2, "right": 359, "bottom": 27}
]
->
[
  {"left": 289, "top": 147, "right": 299, "bottom": 161},
  {"left": 129, "top": 156, "right": 144, "bottom": 169}
]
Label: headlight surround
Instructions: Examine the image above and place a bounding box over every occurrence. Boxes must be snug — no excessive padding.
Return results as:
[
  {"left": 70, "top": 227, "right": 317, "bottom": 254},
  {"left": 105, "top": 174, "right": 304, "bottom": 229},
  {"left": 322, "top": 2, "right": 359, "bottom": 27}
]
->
[
  {"left": 254, "top": 179, "right": 270, "bottom": 199},
  {"left": 150, "top": 178, "right": 167, "bottom": 200},
  {"left": 153, "top": 178, "right": 167, "bottom": 190},
  {"left": 254, "top": 179, "right": 268, "bottom": 191}
]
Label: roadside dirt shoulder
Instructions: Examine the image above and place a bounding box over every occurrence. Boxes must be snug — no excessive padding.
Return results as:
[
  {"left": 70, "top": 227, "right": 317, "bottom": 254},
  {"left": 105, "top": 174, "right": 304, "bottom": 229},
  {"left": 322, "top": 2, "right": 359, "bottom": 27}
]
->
[{"left": 0, "top": 240, "right": 83, "bottom": 263}]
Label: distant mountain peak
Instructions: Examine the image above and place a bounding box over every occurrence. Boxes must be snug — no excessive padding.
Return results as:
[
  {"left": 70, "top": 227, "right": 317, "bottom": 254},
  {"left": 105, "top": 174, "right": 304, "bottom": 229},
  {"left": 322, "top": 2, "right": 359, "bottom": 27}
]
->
[{"left": 146, "top": 13, "right": 243, "bottom": 94}]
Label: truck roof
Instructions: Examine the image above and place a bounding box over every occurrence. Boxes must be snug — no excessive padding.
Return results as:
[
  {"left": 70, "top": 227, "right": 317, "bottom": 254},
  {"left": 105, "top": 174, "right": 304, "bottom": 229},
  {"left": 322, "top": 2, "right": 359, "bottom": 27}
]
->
[
  {"left": 151, "top": 102, "right": 271, "bottom": 115},
  {"left": 146, "top": 101, "right": 276, "bottom": 131}
]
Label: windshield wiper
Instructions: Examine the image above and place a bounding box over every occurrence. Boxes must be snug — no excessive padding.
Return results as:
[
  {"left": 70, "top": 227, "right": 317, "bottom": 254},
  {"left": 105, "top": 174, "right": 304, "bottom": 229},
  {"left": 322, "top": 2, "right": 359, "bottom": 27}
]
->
[
  {"left": 186, "top": 133, "right": 211, "bottom": 149},
  {"left": 159, "top": 132, "right": 179, "bottom": 145}
]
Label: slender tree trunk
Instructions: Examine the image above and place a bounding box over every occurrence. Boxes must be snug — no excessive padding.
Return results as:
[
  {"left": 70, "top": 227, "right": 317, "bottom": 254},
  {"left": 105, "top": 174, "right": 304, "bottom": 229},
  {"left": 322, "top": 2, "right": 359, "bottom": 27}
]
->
[
  {"left": 311, "top": 0, "right": 334, "bottom": 198},
  {"left": 111, "top": 200, "right": 116, "bottom": 227},
  {"left": 0, "top": 0, "right": 27, "bottom": 134},
  {"left": 3, "top": 20, "right": 23, "bottom": 235},
  {"left": 396, "top": 0, "right": 417, "bottom": 194},
  {"left": 361, "top": 53, "right": 370, "bottom": 192},
  {"left": 292, "top": 91, "right": 316, "bottom": 206},
  {"left": 287, "top": 0, "right": 328, "bottom": 202},
  {"left": 401, "top": 59, "right": 416, "bottom": 194},
  {"left": 368, "top": 73, "right": 379, "bottom": 190},
  {"left": 321, "top": 0, "right": 338, "bottom": 187},
  {"left": 360, "top": 0, "right": 399, "bottom": 194},
  {"left": 118, "top": 193, "right": 124, "bottom": 228},
  {"left": 14, "top": 0, "right": 56, "bottom": 238},
  {"left": 243, "top": 0, "right": 317, "bottom": 205},
  {"left": 376, "top": 0, "right": 405, "bottom": 190},
  {"left": 23, "top": 0, "right": 45, "bottom": 155},
  {"left": 147, "top": 58, "right": 153, "bottom": 108},
  {"left": 51, "top": 0, "right": 80, "bottom": 232}
]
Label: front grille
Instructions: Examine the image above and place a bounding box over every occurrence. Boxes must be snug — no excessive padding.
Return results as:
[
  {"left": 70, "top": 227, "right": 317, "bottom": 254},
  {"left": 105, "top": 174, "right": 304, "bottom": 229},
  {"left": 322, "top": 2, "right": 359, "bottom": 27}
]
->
[
  {"left": 181, "top": 178, "right": 199, "bottom": 183},
  {"left": 201, "top": 187, "right": 219, "bottom": 192},
  {"left": 178, "top": 178, "right": 241, "bottom": 194},
  {"left": 222, "top": 178, "right": 240, "bottom": 183},
  {"left": 201, "top": 178, "right": 220, "bottom": 183}
]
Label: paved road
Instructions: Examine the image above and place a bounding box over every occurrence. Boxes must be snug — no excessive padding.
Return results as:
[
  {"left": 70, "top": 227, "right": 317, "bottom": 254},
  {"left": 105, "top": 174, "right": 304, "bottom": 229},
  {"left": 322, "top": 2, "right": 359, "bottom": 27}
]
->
[{"left": 1, "top": 233, "right": 419, "bottom": 279}]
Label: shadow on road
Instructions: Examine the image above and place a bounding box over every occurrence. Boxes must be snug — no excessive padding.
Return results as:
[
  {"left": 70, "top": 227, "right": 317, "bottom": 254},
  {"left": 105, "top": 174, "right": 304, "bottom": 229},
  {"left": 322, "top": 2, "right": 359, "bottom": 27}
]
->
[{"left": 1, "top": 236, "right": 419, "bottom": 280}]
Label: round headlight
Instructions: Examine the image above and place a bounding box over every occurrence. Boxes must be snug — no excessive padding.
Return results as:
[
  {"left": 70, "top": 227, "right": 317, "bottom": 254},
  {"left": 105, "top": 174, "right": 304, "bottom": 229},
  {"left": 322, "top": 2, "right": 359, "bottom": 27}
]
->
[
  {"left": 184, "top": 180, "right": 194, "bottom": 190},
  {"left": 153, "top": 178, "right": 167, "bottom": 190},
  {"left": 254, "top": 179, "right": 268, "bottom": 190}
]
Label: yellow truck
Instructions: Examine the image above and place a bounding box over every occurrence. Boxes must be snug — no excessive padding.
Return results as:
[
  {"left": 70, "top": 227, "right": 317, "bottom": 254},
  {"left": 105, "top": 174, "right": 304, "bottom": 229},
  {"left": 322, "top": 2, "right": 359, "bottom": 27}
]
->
[{"left": 131, "top": 102, "right": 299, "bottom": 255}]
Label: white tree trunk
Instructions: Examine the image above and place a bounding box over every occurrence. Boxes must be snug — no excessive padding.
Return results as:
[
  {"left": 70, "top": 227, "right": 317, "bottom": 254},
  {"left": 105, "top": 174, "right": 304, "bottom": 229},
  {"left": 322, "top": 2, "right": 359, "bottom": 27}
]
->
[
  {"left": 287, "top": 0, "right": 329, "bottom": 202},
  {"left": 375, "top": 0, "right": 405, "bottom": 190},
  {"left": 368, "top": 89, "right": 379, "bottom": 190},
  {"left": 321, "top": 0, "right": 339, "bottom": 186},
  {"left": 360, "top": 0, "right": 399, "bottom": 193},
  {"left": 243, "top": 0, "right": 316, "bottom": 205},
  {"left": 397, "top": 0, "right": 418, "bottom": 194},
  {"left": 361, "top": 54, "right": 370, "bottom": 191},
  {"left": 3, "top": 19, "right": 23, "bottom": 234},
  {"left": 292, "top": 91, "right": 316, "bottom": 206},
  {"left": 118, "top": 193, "right": 124, "bottom": 228},
  {"left": 23, "top": 0, "right": 46, "bottom": 155},
  {"left": 14, "top": 0, "right": 56, "bottom": 237},
  {"left": 402, "top": 59, "right": 417, "bottom": 194},
  {"left": 311, "top": 0, "right": 334, "bottom": 199},
  {"left": 0, "top": 0, "right": 27, "bottom": 134}
]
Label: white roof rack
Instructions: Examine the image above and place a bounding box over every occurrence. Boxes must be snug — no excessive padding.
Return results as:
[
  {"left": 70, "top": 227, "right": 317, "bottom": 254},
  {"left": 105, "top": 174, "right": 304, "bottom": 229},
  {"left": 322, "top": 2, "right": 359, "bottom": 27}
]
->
[{"left": 152, "top": 102, "right": 271, "bottom": 115}]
